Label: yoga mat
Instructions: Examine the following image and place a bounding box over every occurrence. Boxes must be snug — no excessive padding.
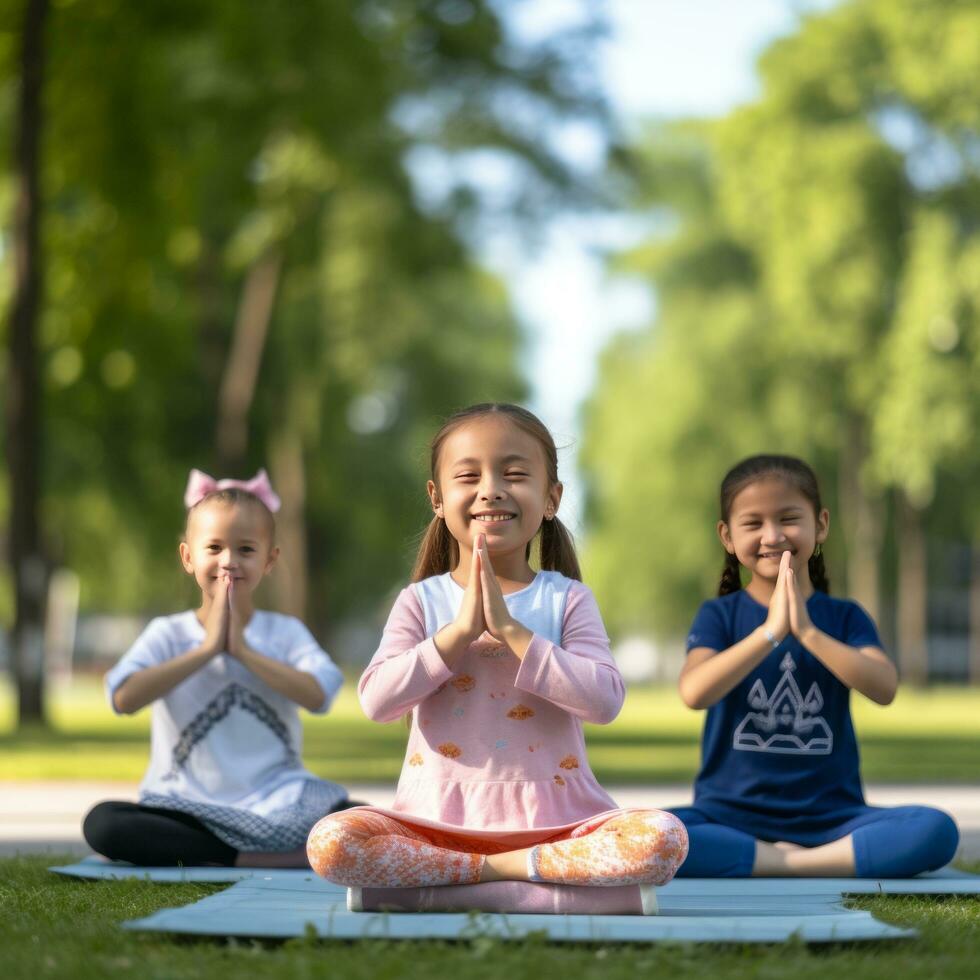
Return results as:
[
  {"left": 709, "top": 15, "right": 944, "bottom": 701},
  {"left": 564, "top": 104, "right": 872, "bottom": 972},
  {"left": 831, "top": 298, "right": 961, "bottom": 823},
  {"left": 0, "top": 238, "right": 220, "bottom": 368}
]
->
[
  {"left": 122, "top": 874, "right": 918, "bottom": 944},
  {"left": 49, "top": 855, "right": 311, "bottom": 884},
  {"left": 662, "top": 867, "right": 980, "bottom": 897},
  {"left": 50, "top": 857, "right": 980, "bottom": 895}
]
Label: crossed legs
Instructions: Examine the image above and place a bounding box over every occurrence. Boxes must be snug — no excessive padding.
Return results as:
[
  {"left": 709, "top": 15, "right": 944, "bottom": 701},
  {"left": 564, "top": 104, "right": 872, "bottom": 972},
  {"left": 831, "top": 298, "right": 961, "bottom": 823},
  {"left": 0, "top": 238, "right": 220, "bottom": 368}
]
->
[{"left": 307, "top": 809, "right": 689, "bottom": 888}]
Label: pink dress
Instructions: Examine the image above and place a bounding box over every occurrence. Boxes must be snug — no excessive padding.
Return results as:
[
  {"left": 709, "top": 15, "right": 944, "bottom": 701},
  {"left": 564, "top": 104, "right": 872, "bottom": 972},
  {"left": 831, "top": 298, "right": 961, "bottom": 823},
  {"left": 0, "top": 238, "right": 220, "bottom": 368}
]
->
[
  {"left": 358, "top": 573, "right": 625, "bottom": 842},
  {"left": 307, "top": 572, "right": 688, "bottom": 889}
]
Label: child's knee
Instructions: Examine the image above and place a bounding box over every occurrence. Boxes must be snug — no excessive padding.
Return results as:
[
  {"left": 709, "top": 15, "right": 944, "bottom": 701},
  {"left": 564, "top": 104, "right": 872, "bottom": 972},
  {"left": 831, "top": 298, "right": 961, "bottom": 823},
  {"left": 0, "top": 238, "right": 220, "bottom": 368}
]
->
[
  {"left": 637, "top": 810, "right": 690, "bottom": 876},
  {"left": 306, "top": 813, "right": 356, "bottom": 880},
  {"left": 82, "top": 802, "right": 118, "bottom": 857},
  {"left": 924, "top": 808, "right": 959, "bottom": 870},
  {"left": 601, "top": 810, "right": 690, "bottom": 884}
]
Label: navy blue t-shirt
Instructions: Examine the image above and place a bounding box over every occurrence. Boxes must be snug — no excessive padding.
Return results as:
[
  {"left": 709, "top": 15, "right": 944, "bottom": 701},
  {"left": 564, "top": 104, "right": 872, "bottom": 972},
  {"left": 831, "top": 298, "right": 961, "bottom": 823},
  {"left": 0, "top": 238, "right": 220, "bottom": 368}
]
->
[{"left": 685, "top": 589, "right": 883, "bottom": 841}]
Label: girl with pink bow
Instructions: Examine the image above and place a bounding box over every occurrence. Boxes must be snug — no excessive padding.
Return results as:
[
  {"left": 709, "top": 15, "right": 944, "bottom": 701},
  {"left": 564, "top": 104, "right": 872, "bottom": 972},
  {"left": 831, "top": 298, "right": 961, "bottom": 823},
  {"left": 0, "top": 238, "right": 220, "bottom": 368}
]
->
[{"left": 82, "top": 469, "right": 357, "bottom": 868}]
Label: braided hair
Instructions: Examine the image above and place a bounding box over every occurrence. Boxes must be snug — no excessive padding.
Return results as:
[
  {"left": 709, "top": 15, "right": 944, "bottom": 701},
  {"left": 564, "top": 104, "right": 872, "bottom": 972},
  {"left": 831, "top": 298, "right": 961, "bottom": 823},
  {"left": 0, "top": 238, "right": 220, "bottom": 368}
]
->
[{"left": 717, "top": 454, "right": 829, "bottom": 596}]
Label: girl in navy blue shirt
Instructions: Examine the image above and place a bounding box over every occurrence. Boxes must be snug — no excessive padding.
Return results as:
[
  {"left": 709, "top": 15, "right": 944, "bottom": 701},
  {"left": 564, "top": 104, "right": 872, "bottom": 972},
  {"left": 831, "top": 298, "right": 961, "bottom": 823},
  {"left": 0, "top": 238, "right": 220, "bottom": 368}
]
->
[{"left": 672, "top": 454, "right": 958, "bottom": 877}]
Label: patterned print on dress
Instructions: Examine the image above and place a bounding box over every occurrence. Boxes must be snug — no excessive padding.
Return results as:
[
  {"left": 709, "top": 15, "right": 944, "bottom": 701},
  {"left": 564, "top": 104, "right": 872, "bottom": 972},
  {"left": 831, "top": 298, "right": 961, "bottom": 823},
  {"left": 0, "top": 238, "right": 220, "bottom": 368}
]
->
[
  {"left": 452, "top": 707, "right": 465, "bottom": 718},
  {"left": 437, "top": 742, "right": 462, "bottom": 759},
  {"left": 553, "top": 775, "right": 566, "bottom": 786},
  {"left": 494, "top": 739, "right": 508, "bottom": 750},
  {"left": 479, "top": 644, "right": 508, "bottom": 658},
  {"left": 408, "top": 753, "right": 424, "bottom": 767},
  {"left": 143, "top": 778, "right": 346, "bottom": 851},
  {"left": 165, "top": 682, "right": 298, "bottom": 780},
  {"left": 451, "top": 674, "right": 475, "bottom": 693},
  {"left": 470, "top": 633, "right": 506, "bottom": 658},
  {"left": 559, "top": 755, "right": 579, "bottom": 770},
  {"left": 507, "top": 704, "right": 535, "bottom": 720},
  {"left": 435, "top": 682, "right": 448, "bottom": 694}
]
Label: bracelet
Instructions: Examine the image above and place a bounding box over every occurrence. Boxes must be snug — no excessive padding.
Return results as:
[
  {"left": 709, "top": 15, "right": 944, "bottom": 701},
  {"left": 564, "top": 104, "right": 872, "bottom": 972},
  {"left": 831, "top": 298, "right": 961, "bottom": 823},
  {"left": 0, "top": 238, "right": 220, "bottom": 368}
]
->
[{"left": 763, "top": 629, "right": 780, "bottom": 651}]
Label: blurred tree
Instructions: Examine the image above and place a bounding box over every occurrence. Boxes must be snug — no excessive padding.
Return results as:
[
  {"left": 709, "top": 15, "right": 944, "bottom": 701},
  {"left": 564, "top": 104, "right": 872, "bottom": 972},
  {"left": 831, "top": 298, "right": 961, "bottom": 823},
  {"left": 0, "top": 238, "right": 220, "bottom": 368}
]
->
[
  {"left": 582, "top": 0, "right": 980, "bottom": 685},
  {"left": 3, "top": 0, "right": 49, "bottom": 724},
  {"left": 0, "top": 0, "right": 614, "bottom": 724}
]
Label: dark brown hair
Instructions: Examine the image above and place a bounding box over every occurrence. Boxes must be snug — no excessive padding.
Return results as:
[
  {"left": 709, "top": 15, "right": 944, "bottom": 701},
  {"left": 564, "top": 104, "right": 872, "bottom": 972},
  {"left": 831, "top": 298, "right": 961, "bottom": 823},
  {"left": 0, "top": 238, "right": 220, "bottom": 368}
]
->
[
  {"left": 411, "top": 403, "right": 581, "bottom": 582},
  {"left": 717, "top": 454, "right": 829, "bottom": 596}
]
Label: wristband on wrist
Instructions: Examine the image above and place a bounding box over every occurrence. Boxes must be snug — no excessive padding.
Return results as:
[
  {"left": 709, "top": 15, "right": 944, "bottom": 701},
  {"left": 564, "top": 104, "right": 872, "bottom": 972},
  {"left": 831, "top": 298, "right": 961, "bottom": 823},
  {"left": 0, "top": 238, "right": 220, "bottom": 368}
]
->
[{"left": 763, "top": 629, "right": 780, "bottom": 650}]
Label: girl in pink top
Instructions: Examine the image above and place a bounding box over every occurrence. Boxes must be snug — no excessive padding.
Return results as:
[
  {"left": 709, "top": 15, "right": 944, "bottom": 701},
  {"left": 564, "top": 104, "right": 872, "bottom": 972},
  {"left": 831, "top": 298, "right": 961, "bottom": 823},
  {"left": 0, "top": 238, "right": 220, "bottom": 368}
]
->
[{"left": 307, "top": 404, "right": 688, "bottom": 888}]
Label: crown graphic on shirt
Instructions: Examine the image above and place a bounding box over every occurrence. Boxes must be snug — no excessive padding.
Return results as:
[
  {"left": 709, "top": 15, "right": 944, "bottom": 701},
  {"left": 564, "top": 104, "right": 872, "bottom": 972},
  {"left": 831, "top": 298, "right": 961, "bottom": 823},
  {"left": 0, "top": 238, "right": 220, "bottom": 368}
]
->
[{"left": 732, "top": 652, "right": 833, "bottom": 755}]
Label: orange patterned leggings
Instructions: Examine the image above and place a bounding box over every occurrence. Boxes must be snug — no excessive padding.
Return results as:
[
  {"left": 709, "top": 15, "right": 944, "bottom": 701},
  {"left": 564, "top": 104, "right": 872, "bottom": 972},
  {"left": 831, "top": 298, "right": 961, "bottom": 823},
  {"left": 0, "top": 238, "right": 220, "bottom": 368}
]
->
[{"left": 307, "top": 809, "right": 688, "bottom": 888}]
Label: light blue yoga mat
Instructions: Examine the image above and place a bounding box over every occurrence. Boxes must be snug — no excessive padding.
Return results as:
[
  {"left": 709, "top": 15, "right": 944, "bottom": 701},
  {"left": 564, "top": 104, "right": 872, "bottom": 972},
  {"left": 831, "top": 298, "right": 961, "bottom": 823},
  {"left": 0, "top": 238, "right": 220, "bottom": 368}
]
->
[
  {"left": 118, "top": 873, "right": 921, "bottom": 944},
  {"left": 49, "top": 857, "right": 980, "bottom": 895},
  {"left": 49, "top": 855, "right": 304, "bottom": 884}
]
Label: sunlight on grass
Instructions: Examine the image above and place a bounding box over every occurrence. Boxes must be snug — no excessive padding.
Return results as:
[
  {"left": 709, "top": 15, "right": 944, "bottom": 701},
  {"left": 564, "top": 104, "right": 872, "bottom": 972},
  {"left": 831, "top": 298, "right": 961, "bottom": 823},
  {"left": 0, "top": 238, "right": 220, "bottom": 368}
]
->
[{"left": 2, "top": 676, "right": 980, "bottom": 782}]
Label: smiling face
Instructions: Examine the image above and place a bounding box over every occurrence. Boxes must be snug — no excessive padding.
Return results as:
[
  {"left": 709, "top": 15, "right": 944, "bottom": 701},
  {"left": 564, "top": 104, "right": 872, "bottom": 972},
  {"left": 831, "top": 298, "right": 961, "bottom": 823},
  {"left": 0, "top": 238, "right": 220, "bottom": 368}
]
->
[
  {"left": 428, "top": 415, "right": 562, "bottom": 561},
  {"left": 718, "top": 477, "right": 829, "bottom": 585},
  {"left": 179, "top": 499, "right": 278, "bottom": 599}
]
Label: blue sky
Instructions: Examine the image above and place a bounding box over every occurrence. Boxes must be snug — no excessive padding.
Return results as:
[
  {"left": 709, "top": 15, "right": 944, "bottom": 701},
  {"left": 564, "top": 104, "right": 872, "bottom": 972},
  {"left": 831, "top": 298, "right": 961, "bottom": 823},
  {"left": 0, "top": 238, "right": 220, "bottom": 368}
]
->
[{"left": 492, "top": 0, "right": 837, "bottom": 530}]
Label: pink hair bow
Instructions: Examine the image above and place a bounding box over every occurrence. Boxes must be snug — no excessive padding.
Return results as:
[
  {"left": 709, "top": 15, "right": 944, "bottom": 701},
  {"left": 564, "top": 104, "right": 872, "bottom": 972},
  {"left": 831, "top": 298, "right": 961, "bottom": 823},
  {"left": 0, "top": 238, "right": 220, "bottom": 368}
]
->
[{"left": 183, "top": 468, "right": 282, "bottom": 513}]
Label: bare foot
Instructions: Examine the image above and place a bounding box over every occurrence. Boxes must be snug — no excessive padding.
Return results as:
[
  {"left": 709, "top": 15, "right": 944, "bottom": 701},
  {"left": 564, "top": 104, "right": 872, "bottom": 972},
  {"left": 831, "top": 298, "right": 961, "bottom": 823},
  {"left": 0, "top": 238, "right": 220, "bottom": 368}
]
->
[{"left": 480, "top": 848, "right": 531, "bottom": 882}]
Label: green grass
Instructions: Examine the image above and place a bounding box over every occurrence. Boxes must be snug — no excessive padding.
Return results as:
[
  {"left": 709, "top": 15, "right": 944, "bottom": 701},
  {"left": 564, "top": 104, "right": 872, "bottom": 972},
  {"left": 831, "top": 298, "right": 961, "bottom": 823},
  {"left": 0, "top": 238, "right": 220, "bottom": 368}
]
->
[
  {"left": 4, "top": 855, "right": 980, "bottom": 979},
  {"left": 3, "top": 679, "right": 980, "bottom": 783}
]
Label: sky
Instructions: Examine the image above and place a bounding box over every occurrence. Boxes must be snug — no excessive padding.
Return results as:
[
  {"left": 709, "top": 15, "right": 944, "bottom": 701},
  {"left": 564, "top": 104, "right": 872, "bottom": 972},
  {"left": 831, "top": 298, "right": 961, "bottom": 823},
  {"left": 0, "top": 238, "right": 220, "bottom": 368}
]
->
[{"left": 491, "top": 0, "right": 837, "bottom": 531}]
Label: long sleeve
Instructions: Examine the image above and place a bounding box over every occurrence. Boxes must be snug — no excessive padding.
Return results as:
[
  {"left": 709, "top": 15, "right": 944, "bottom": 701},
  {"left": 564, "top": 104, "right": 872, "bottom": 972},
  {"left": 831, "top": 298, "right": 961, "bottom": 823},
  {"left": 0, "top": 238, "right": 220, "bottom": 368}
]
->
[
  {"left": 513, "top": 582, "right": 624, "bottom": 725},
  {"left": 358, "top": 587, "right": 454, "bottom": 723}
]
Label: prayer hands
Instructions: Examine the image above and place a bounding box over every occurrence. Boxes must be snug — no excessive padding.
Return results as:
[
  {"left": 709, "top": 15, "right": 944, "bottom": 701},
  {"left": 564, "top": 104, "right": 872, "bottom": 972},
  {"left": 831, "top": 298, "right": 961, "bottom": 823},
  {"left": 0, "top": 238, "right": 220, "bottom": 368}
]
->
[
  {"left": 454, "top": 541, "right": 488, "bottom": 645},
  {"left": 438, "top": 534, "right": 532, "bottom": 663},
  {"left": 762, "top": 551, "right": 792, "bottom": 643},
  {"left": 476, "top": 535, "right": 518, "bottom": 640},
  {"left": 785, "top": 558, "right": 814, "bottom": 639},
  {"left": 225, "top": 576, "right": 252, "bottom": 658},
  {"left": 201, "top": 577, "right": 230, "bottom": 655}
]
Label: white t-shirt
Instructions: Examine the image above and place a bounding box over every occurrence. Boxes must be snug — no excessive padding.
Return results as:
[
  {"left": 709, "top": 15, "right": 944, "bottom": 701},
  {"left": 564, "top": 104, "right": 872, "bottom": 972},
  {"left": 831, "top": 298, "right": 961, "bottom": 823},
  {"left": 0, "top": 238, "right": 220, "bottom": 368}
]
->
[{"left": 105, "top": 610, "right": 347, "bottom": 851}]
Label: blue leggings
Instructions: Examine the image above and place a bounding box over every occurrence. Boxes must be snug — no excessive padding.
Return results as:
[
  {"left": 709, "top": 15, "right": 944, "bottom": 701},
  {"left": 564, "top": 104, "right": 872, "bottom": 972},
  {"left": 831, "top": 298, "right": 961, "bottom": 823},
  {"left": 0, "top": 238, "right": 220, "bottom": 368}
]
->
[{"left": 669, "top": 805, "right": 959, "bottom": 878}]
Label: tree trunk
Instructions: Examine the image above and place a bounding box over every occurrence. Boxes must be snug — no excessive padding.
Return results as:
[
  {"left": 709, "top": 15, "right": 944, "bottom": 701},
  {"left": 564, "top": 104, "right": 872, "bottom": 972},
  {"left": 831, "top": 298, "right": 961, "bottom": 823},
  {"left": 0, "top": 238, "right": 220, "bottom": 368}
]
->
[
  {"left": 4, "top": 0, "right": 49, "bottom": 727},
  {"left": 215, "top": 250, "right": 282, "bottom": 473},
  {"left": 896, "top": 492, "right": 929, "bottom": 685},
  {"left": 837, "top": 417, "right": 881, "bottom": 621},
  {"left": 969, "top": 540, "right": 980, "bottom": 686},
  {"left": 269, "top": 425, "right": 309, "bottom": 620}
]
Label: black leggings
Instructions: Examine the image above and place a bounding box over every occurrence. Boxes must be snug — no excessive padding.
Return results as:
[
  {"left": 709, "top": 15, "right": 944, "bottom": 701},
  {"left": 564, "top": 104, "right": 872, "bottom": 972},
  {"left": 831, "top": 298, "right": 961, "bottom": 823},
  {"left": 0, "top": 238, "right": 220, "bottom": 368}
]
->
[{"left": 83, "top": 801, "right": 239, "bottom": 866}]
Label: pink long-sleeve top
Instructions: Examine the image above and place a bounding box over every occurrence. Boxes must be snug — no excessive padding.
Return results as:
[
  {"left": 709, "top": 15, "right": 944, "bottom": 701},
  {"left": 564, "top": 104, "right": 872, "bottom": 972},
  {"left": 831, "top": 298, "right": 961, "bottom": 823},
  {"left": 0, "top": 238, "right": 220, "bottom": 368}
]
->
[{"left": 359, "top": 571, "right": 624, "bottom": 833}]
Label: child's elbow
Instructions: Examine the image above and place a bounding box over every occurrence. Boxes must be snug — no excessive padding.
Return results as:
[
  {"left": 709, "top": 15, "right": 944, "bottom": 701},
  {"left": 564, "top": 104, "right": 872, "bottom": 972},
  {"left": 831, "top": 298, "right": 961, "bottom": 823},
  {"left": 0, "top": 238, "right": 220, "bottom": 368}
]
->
[
  {"left": 589, "top": 700, "right": 623, "bottom": 726},
  {"left": 871, "top": 678, "right": 898, "bottom": 706},
  {"left": 358, "top": 690, "right": 394, "bottom": 723},
  {"left": 677, "top": 679, "right": 708, "bottom": 711},
  {"left": 112, "top": 689, "right": 137, "bottom": 715},
  {"left": 873, "top": 662, "right": 899, "bottom": 705}
]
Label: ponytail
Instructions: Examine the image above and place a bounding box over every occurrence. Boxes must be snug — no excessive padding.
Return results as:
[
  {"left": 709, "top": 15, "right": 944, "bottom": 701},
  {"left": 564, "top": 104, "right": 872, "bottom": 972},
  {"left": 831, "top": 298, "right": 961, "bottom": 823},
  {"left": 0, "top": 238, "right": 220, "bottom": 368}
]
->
[
  {"left": 411, "top": 516, "right": 458, "bottom": 583},
  {"left": 718, "top": 551, "right": 742, "bottom": 596},
  {"left": 539, "top": 517, "right": 582, "bottom": 581},
  {"left": 808, "top": 550, "right": 830, "bottom": 594}
]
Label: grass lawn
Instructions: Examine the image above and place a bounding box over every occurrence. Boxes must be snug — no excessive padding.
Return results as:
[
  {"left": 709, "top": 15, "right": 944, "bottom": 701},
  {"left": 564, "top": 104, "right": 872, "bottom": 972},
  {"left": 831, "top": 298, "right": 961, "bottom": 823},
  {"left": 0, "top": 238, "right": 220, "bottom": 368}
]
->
[
  {"left": 5, "top": 855, "right": 980, "bottom": 979},
  {"left": 2, "top": 679, "right": 980, "bottom": 783}
]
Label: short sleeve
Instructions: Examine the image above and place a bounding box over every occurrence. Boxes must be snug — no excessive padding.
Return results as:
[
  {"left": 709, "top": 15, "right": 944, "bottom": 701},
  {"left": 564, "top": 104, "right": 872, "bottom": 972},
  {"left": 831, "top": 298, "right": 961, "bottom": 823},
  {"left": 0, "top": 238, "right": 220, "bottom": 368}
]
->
[
  {"left": 842, "top": 601, "right": 883, "bottom": 650},
  {"left": 281, "top": 618, "right": 345, "bottom": 714},
  {"left": 104, "top": 617, "right": 174, "bottom": 713},
  {"left": 685, "top": 599, "right": 730, "bottom": 653}
]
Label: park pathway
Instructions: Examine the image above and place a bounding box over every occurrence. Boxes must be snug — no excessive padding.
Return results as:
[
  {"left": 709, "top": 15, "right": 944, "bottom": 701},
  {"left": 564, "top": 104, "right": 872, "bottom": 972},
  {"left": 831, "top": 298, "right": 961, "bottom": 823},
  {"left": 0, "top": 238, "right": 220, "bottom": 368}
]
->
[{"left": 2, "top": 781, "right": 979, "bottom": 860}]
